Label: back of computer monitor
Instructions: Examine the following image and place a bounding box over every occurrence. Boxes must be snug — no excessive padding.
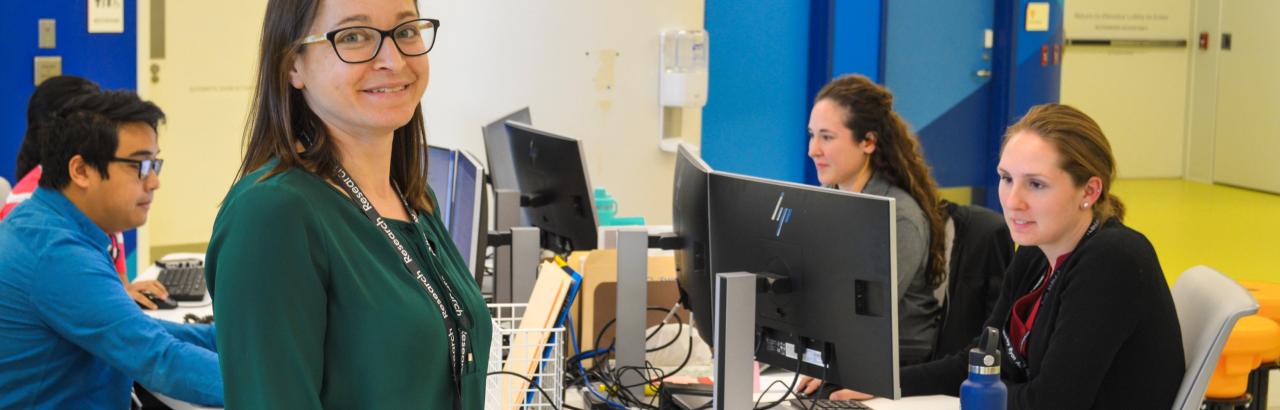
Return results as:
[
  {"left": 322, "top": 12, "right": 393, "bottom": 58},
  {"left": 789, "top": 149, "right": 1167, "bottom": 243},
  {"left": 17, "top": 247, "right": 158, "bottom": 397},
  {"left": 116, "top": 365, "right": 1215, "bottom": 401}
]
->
[
  {"left": 707, "top": 172, "right": 900, "bottom": 399},
  {"left": 504, "top": 122, "right": 599, "bottom": 253},
  {"left": 671, "top": 144, "right": 715, "bottom": 342},
  {"left": 482, "top": 107, "right": 532, "bottom": 192},
  {"left": 427, "top": 145, "right": 457, "bottom": 226},
  {"left": 450, "top": 150, "right": 487, "bottom": 279}
]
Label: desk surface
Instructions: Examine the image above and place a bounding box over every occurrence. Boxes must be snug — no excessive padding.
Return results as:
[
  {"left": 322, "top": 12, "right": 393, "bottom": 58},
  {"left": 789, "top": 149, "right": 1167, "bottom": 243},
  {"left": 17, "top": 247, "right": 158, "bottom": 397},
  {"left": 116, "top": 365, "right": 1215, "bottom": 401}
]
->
[{"left": 136, "top": 254, "right": 219, "bottom": 410}]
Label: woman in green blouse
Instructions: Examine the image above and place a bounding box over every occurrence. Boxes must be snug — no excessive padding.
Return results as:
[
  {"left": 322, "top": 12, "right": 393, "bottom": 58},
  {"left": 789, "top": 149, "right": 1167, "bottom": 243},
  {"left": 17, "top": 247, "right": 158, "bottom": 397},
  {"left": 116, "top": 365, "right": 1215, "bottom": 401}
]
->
[{"left": 206, "top": 0, "right": 491, "bottom": 408}]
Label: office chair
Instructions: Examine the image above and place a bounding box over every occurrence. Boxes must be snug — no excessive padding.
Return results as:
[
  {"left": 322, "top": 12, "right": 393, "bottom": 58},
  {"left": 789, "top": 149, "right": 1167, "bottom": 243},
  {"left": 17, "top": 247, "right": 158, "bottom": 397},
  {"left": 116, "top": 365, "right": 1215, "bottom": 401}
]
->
[
  {"left": 929, "top": 202, "right": 1014, "bottom": 360},
  {"left": 1171, "top": 265, "right": 1260, "bottom": 410}
]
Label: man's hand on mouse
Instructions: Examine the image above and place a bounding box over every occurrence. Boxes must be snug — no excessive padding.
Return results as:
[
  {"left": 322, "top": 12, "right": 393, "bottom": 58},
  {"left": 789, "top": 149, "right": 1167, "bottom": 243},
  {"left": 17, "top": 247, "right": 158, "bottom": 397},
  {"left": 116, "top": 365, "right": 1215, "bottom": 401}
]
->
[{"left": 127, "top": 280, "right": 169, "bottom": 310}]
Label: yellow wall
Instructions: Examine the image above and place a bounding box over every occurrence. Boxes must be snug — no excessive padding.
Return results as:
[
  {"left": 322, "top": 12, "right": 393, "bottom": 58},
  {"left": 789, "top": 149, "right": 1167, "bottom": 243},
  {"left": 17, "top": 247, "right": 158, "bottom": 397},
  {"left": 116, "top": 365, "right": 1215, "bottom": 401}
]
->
[{"left": 136, "top": 0, "right": 265, "bottom": 263}]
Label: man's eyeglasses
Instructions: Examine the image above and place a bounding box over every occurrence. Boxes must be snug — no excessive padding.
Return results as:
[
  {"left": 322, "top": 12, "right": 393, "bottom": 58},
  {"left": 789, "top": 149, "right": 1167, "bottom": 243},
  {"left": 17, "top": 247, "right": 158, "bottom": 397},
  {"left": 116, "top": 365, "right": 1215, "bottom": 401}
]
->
[
  {"left": 110, "top": 158, "right": 163, "bottom": 179},
  {"left": 299, "top": 18, "right": 439, "bottom": 64}
]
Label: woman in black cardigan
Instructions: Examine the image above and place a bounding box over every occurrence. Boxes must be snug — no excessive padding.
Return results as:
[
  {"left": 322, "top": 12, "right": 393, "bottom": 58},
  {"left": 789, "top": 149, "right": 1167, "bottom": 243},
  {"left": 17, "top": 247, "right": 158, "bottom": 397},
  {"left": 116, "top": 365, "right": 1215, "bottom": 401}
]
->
[{"left": 810, "top": 104, "right": 1185, "bottom": 409}]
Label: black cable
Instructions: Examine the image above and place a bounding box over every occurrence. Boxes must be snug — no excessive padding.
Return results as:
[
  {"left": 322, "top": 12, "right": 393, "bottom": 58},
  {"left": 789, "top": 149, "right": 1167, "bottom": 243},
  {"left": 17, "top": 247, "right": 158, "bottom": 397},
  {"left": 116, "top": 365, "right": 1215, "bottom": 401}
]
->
[
  {"left": 486, "top": 370, "right": 572, "bottom": 409},
  {"left": 581, "top": 305, "right": 701, "bottom": 408},
  {"left": 754, "top": 369, "right": 800, "bottom": 410},
  {"left": 581, "top": 348, "right": 629, "bottom": 407},
  {"left": 607, "top": 365, "right": 658, "bottom": 407},
  {"left": 592, "top": 307, "right": 677, "bottom": 353},
  {"left": 753, "top": 344, "right": 805, "bottom": 410},
  {"left": 182, "top": 314, "right": 214, "bottom": 324},
  {"left": 753, "top": 379, "right": 795, "bottom": 409},
  {"left": 580, "top": 307, "right": 682, "bottom": 388},
  {"left": 611, "top": 313, "right": 699, "bottom": 408},
  {"left": 802, "top": 361, "right": 829, "bottom": 410},
  {"left": 612, "top": 316, "right": 696, "bottom": 387},
  {"left": 658, "top": 325, "right": 695, "bottom": 383},
  {"left": 612, "top": 365, "right": 662, "bottom": 409},
  {"left": 646, "top": 314, "right": 684, "bottom": 352}
]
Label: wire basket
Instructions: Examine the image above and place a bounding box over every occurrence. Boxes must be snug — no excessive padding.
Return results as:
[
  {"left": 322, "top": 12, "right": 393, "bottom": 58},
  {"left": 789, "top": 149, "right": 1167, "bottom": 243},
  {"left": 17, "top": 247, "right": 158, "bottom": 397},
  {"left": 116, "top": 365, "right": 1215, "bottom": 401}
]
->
[{"left": 485, "top": 303, "right": 565, "bottom": 410}]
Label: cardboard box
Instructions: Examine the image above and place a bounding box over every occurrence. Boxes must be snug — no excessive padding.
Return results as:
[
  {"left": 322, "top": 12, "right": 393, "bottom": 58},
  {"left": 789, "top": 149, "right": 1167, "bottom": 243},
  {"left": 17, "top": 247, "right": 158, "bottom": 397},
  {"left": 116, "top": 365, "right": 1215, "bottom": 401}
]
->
[{"left": 566, "top": 250, "right": 691, "bottom": 362}]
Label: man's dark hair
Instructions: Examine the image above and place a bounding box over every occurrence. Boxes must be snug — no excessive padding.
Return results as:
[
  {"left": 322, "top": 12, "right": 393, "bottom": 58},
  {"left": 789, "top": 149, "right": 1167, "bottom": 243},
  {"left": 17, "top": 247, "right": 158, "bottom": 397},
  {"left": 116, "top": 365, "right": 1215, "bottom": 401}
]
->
[
  {"left": 16, "top": 76, "right": 102, "bottom": 178},
  {"left": 38, "top": 91, "right": 166, "bottom": 189}
]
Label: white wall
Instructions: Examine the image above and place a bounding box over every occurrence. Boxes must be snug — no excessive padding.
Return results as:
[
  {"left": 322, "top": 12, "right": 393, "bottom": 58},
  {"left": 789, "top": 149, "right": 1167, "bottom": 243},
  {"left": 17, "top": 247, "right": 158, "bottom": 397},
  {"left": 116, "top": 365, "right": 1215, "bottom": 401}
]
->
[
  {"left": 1211, "top": 0, "right": 1280, "bottom": 194},
  {"left": 1184, "top": 0, "right": 1219, "bottom": 182},
  {"left": 1060, "top": 0, "right": 1192, "bottom": 179},
  {"left": 418, "top": 0, "right": 705, "bottom": 225}
]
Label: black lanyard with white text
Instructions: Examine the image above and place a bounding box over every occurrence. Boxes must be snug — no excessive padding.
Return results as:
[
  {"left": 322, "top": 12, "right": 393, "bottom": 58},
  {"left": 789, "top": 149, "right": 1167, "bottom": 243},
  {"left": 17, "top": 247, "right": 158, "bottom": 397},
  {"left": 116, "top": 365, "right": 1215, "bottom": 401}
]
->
[
  {"left": 332, "top": 166, "right": 474, "bottom": 410},
  {"left": 1002, "top": 218, "right": 1101, "bottom": 372}
]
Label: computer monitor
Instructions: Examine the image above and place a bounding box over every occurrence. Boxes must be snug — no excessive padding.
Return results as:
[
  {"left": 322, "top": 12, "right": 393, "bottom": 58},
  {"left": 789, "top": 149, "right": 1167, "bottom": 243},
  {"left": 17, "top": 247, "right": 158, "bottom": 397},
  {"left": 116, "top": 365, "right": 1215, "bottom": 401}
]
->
[
  {"left": 482, "top": 107, "right": 532, "bottom": 193},
  {"left": 671, "top": 144, "right": 715, "bottom": 342},
  {"left": 706, "top": 172, "right": 900, "bottom": 399},
  {"left": 449, "top": 150, "right": 488, "bottom": 280},
  {"left": 503, "top": 122, "right": 599, "bottom": 253},
  {"left": 427, "top": 144, "right": 457, "bottom": 226}
]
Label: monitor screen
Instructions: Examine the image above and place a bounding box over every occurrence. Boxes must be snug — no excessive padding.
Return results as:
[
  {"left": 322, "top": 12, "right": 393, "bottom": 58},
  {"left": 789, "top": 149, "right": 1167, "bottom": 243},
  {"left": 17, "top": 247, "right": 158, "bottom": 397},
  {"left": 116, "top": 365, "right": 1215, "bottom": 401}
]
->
[
  {"left": 504, "top": 122, "right": 599, "bottom": 253},
  {"left": 707, "top": 172, "right": 900, "bottom": 398},
  {"left": 482, "top": 107, "right": 532, "bottom": 192},
  {"left": 427, "top": 145, "right": 457, "bottom": 226},
  {"left": 450, "top": 151, "right": 485, "bottom": 274},
  {"left": 671, "top": 144, "right": 714, "bottom": 341}
]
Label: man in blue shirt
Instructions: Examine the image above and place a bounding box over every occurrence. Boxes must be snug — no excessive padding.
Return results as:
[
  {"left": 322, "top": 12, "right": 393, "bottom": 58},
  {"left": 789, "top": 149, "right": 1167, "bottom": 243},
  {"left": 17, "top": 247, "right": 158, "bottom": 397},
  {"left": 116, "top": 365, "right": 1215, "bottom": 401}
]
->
[{"left": 0, "top": 90, "right": 223, "bottom": 408}]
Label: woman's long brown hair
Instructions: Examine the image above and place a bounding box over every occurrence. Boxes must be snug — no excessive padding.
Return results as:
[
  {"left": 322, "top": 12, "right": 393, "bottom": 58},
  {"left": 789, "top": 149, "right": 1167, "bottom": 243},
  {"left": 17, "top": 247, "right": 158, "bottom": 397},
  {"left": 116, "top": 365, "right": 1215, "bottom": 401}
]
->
[
  {"left": 237, "top": 0, "right": 433, "bottom": 213},
  {"left": 816, "top": 74, "right": 948, "bottom": 289}
]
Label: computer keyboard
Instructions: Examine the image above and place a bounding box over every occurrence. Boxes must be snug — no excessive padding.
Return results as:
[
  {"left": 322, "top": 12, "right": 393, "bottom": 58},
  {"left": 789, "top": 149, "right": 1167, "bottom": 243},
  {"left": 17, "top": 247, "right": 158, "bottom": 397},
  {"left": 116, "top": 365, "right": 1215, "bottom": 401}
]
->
[
  {"left": 157, "top": 266, "right": 207, "bottom": 302},
  {"left": 788, "top": 398, "right": 873, "bottom": 409}
]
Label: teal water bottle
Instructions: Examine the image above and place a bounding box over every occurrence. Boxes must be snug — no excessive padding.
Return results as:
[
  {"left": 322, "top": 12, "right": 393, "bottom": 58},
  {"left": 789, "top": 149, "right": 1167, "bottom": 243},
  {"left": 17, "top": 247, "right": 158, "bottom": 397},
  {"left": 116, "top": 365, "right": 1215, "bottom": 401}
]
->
[
  {"left": 960, "top": 327, "right": 1006, "bottom": 410},
  {"left": 593, "top": 187, "right": 645, "bottom": 226},
  {"left": 593, "top": 188, "right": 618, "bottom": 225}
]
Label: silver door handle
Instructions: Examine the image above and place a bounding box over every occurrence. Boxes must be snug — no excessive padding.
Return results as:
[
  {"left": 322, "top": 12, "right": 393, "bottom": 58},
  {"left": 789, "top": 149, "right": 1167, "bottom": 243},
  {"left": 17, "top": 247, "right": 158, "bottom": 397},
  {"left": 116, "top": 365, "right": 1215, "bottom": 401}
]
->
[{"left": 976, "top": 69, "right": 991, "bottom": 78}]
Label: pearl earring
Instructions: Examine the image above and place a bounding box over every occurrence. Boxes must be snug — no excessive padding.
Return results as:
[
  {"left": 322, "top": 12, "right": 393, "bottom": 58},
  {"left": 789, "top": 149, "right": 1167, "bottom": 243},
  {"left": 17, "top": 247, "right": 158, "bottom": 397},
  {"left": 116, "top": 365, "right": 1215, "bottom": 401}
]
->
[{"left": 1082, "top": 202, "right": 1091, "bottom": 209}]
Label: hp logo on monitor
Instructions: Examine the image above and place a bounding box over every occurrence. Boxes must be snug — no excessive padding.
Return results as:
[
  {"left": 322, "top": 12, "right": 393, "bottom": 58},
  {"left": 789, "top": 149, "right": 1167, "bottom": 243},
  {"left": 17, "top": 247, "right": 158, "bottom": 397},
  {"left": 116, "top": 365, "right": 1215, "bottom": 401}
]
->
[{"left": 771, "top": 192, "right": 793, "bottom": 237}]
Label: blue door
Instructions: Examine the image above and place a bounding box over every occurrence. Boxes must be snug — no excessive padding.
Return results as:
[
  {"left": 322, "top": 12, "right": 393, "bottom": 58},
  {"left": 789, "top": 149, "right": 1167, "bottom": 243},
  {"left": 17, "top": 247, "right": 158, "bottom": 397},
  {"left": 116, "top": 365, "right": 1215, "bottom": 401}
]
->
[{"left": 883, "top": 0, "right": 997, "bottom": 192}]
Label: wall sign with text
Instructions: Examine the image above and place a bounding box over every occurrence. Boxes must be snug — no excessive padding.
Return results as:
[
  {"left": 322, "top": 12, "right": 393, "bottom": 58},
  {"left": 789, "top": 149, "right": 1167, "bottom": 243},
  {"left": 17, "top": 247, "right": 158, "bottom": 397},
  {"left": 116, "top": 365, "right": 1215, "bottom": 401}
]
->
[{"left": 88, "top": 0, "right": 125, "bottom": 33}]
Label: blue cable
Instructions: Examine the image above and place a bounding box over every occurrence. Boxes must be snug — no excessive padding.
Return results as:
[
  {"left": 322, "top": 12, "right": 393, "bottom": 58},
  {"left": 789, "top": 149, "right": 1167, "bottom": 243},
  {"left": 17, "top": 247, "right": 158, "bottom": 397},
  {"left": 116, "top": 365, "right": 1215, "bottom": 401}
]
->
[{"left": 566, "top": 315, "right": 626, "bottom": 409}]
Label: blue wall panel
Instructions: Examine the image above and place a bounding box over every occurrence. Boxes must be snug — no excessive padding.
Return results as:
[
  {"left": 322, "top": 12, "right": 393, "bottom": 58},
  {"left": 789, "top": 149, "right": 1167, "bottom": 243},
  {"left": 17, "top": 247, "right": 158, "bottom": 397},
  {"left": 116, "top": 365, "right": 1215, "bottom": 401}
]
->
[
  {"left": 704, "top": 0, "right": 883, "bottom": 184},
  {"left": 702, "top": 1, "right": 811, "bottom": 183},
  {"left": 1, "top": 1, "right": 138, "bottom": 183},
  {"left": 831, "top": 0, "right": 882, "bottom": 83},
  {"left": 801, "top": 0, "right": 883, "bottom": 185}
]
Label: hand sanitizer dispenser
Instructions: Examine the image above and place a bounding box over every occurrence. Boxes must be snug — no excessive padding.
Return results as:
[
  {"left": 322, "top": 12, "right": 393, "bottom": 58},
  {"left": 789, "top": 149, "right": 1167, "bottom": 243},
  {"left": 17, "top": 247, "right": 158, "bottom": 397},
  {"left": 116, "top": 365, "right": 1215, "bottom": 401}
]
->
[{"left": 659, "top": 30, "right": 709, "bottom": 152}]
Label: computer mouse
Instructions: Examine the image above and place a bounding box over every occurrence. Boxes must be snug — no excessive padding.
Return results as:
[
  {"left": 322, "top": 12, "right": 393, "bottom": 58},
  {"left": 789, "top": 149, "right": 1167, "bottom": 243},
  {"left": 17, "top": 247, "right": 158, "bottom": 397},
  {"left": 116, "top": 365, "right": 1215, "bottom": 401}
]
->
[{"left": 138, "top": 291, "right": 178, "bottom": 310}]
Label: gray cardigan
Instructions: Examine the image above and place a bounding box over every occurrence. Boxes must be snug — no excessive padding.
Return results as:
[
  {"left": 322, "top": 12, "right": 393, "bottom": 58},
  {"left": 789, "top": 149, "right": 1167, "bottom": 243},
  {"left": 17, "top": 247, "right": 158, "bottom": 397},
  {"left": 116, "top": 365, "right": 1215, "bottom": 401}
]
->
[{"left": 861, "top": 173, "right": 940, "bottom": 364}]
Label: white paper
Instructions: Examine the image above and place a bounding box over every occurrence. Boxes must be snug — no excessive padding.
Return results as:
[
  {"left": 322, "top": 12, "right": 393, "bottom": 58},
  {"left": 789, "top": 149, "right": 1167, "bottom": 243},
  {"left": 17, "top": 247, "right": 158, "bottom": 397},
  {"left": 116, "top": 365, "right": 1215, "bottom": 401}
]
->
[
  {"left": 88, "top": 0, "right": 125, "bottom": 33},
  {"left": 1026, "top": 2, "right": 1050, "bottom": 32}
]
